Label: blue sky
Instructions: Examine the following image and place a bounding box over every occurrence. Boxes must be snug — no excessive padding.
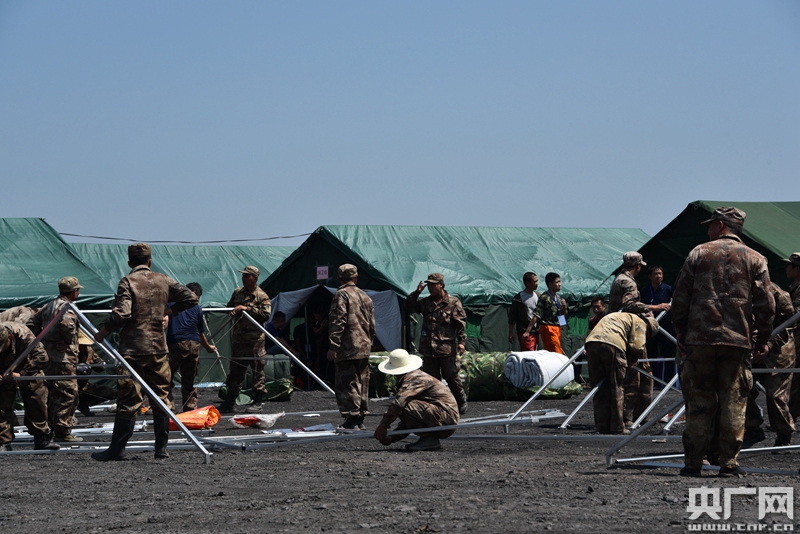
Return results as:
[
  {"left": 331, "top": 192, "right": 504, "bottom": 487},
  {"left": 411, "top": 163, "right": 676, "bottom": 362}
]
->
[{"left": 1, "top": 1, "right": 797, "bottom": 246}]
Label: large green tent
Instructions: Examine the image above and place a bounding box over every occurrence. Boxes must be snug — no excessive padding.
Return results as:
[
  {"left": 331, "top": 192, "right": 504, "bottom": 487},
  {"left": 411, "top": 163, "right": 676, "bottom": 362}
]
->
[
  {"left": 0, "top": 218, "right": 115, "bottom": 309},
  {"left": 262, "top": 225, "right": 650, "bottom": 354},
  {"left": 636, "top": 201, "right": 800, "bottom": 289},
  {"left": 68, "top": 243, "right": 296, "bottom": 307}
]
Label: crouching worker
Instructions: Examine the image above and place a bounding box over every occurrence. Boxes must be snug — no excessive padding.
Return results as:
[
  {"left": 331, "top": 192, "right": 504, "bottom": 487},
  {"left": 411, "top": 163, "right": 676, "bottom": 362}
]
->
[
  {"left": 373, "top": 349, "right": 459, "bottom": 452},
  {"left": 585, "top": 313, "right": 660, "bottom": 435}
]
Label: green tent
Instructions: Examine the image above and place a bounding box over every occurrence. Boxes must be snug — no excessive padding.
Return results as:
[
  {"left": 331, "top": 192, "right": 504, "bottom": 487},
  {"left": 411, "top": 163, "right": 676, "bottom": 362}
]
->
[
  {"left": 636, "top": 201, "right": 800, "bottom": 289},
  {"left": 0, "top": 218, "right": 115, "bottom": 309},
  {"left": 262, "top": 225, "right": 650, "bottom": 354},
  {"left": 68, "top": 243, "right": 295, "bottom": 307},
  {"left": 67, "top": 242, "right": 296, "bottom": 385}
]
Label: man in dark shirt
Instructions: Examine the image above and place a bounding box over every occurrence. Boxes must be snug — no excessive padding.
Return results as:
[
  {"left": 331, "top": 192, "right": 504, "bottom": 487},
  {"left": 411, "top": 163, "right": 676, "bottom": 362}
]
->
[
  {"left": 167, "top": 282, "right": 216, "bottom": 413},
  {"left": 640, "top": 265, "right": 676, "bottom": 386}
]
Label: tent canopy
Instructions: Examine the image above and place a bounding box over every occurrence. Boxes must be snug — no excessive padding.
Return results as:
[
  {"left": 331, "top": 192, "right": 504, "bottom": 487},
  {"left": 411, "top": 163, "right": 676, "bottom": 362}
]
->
[
  {"left": 0, "top": 218, "right": 116, "bottom": 308},
  {"left": 262, "top": 225, "right": 651, "bottom": 307},
  {"left": 637, "top": 201, "right": 800, "bottom": 289},
  {"left": 68, "top": 243, "right": 296, "bottom": 307}
]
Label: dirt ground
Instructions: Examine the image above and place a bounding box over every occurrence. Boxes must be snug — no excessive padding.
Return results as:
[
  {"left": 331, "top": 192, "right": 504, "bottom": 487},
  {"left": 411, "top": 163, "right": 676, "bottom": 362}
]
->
[{"left": 1, "top": 387, "right": 798, "bottom": 533}]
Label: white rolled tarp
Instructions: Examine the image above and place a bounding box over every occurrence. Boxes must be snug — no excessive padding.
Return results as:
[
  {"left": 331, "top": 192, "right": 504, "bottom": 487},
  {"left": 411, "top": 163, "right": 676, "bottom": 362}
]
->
[{"left": 503, "top": 350, "right": 574, "bottom": 389}]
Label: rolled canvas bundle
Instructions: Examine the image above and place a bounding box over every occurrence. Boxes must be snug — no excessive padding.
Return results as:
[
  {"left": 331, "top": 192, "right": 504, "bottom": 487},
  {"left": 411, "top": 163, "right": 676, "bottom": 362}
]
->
[{"left": 503, "top": 350, "right": 574, "bottom": 389}]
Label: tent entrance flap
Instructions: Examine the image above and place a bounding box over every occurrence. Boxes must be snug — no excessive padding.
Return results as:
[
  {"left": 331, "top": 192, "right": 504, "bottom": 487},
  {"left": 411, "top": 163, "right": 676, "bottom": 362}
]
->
[{"left": 271, "top": 285, "right": 402, "bottom": 352}]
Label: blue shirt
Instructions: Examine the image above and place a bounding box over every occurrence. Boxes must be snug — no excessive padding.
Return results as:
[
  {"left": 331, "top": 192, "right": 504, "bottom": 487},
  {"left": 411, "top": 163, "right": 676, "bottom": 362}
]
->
[
  {"left": 641, "top": 283, "right": 674, "bottom": 331},
  {"left": 264, "top": 321, "right": 283, "bottom": 350},
  {"left": 166, "top": 304, "right": 205, "bottom": 345}
]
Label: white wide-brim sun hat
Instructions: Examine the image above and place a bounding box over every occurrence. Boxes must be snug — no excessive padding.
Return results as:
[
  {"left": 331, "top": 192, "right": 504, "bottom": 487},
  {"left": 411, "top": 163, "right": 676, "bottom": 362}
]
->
[{"left": 378, "top": 349, "right": 423, "bottom": 375}]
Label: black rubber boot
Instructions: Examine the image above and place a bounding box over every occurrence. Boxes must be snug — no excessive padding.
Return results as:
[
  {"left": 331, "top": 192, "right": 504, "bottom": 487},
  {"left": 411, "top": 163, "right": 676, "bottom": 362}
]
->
[
  {"left": 33, "top": 433, "right": 60, "bottom": 451},
  {"left": 218, "top": 389, "right": 238, "bottom": 413},
  {"left": 153, "top": 416, "right": 170, "bottom": 459},
  {"left": 91, "top": 417, "right": 135, "bottom": 461}
]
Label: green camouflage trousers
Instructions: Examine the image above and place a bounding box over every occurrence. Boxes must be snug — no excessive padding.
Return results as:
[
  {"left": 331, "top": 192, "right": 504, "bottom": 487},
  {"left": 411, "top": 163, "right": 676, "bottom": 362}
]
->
[
  {"left": 335, "top": 358, "right": 369, "bottom": 417},
  {"left": 116, "top": 353, "right": 173, "bottom": 419},
  {"left": 226, "top": 342, "right": 267, "bottom": 396},
  {"left": 745, "top": 341, "right": 795, "bottom": 436},
  {"left": 422, "top": 356, "right": 466, "bottom": 407},
  {"left": 623, "top": 348, "right": 653, "bottom": 422},
  {"left": 45, "top": 360, "right": 79, "bottom": 435},
  {"left": 586, "top": 342, "right": 627, "bottom": 434},
  {"left": 393, "top": 399, "right": 457, "bottom": 439},
  {"left": 681, "top": 345, "right": 752, "bottom": 470},
  {"left": 0, "top": 375, "right": 52, "bottom": 444}
]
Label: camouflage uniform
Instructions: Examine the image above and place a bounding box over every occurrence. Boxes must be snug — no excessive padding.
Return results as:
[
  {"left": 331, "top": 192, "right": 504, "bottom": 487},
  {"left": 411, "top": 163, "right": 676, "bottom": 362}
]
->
[
  {"left": 585, "top": 313, "right": 657, "bottom": 434},
  {"left": 405, "top": 289, "right": 467, "bottom": 408},
  {"left": 103, "top": 265, "right": 198, "bottom": 419},
  {"left": 785, "top": 280, "right": 800, "bottom": 421},
  {"left": 225, "top": 286, "right": 271, "bottom": 398},
  {"left": 0, "top": 322, "right": 52, "bottom": 445},
  {"left": 29, "top": 295, "right": 81, "bottom": 438},
  {"left": 532, "top": 291, "right": 566, "bottom": 354},
  {"left": 379, "top": 369, "right": 459, "bottom": 439},
  {"left": 608, "top": 270, "right": 654, "bottom": 423},
  {"left": 329, "top": 282, "right": 375, "bottom": 417},
  {"left": 745, "top": 285, "right": 796, "bottom": 437},
  {"left": 673, "top": 233, "right": 775, "bottom": 470},
  {"left": 0, "top": 306, "right": 37, "bottom": 325}
]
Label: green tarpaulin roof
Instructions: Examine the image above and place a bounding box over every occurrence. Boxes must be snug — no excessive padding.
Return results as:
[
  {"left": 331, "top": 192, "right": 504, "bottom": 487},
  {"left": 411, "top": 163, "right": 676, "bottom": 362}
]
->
[
  {"left": 637, "top": 201, "right": 800, "bottom": 289},
  {"left": 262, "top": 225, "right": 650, "bottom": 307},
  {"left": 68, "top": 243, "right": 296, "bottom": 307},
  {"left": 0, "top": 218, "right": 116, "bottom": 308}
]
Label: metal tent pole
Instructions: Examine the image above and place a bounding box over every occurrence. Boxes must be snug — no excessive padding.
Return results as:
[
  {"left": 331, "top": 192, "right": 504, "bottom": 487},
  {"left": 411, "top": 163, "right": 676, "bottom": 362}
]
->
[
  {"left": 240, "top": 311, "right": 335, "bottom": 395},
  {"left": 559, "top": 378, "right": 604, "bottom": 431}
]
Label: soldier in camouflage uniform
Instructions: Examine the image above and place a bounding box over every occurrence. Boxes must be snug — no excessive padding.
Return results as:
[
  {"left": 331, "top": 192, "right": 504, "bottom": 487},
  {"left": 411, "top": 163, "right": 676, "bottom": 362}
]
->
[
  {"left": 28, "top": 276, "right": 83, "bottom": 442},
  {"left": 782, "top": 253, "right": 800, "bottom": 423},
  {"left": 218, "top": 266, "right": 272, "bottom": 414},
  {"left": 585, "top": 313, "right": 660, "bottom": 434},
  {"left": 0, "top": 306, "right": 38, "bottom": 325},
  {"left": 672, "top": 207, "right": 775, "bottom": 477},
  {"left": 0, "top": 322, "right": 60, "bottom": 451},
  {"left": 405, "top": 273, "right": 468, "bottom": 415},
  {"left": 744, "top": 283, "right": 796, "bottom": 448},
  {"left": 373, "top": 349, "right": 459, "bottom": 451},
  {"left": 608, "top": 252, "right": 671, "bottom": 426},
  {"left": 327, "top": 264, "right": 376, "bottom": 430},
  {"left": 92, "top": 243, "right": 198, "bottom": 461}
]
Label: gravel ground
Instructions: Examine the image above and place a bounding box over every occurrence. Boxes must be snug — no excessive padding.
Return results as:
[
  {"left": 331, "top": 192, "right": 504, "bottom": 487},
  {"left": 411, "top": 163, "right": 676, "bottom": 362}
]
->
[{"left": 1, "top": 388, "right": 798, "bottom": 533}]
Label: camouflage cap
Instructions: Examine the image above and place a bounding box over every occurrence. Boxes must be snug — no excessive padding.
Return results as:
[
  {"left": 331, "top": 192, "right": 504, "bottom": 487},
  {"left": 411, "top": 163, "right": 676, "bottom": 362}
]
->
[
  {"left": 58, "top": 276, "right": 83, "bottom": 293},
  {"left": 782, "top": 253, "right": 800, "bottom": 268},
  {"left": 338, "top": 264, "right": 358, "bottom": 280},
  {"left": 426, "top": 273, "right": 445, "bottom": 285},
  {"left": 128, "top": 243, "right": 152, "bottom": 259},
  {"left": 701, "top": 206, "right": 746, "bottom": 227},
  {"left": 238, "top": 266, "right": 260, "bottom": 278},
  {"left": 622, "top": 252, "right": 646, "bottom": 267},
  {"left": 0, "top": 326, "right": 8, "bottom": 347}
]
